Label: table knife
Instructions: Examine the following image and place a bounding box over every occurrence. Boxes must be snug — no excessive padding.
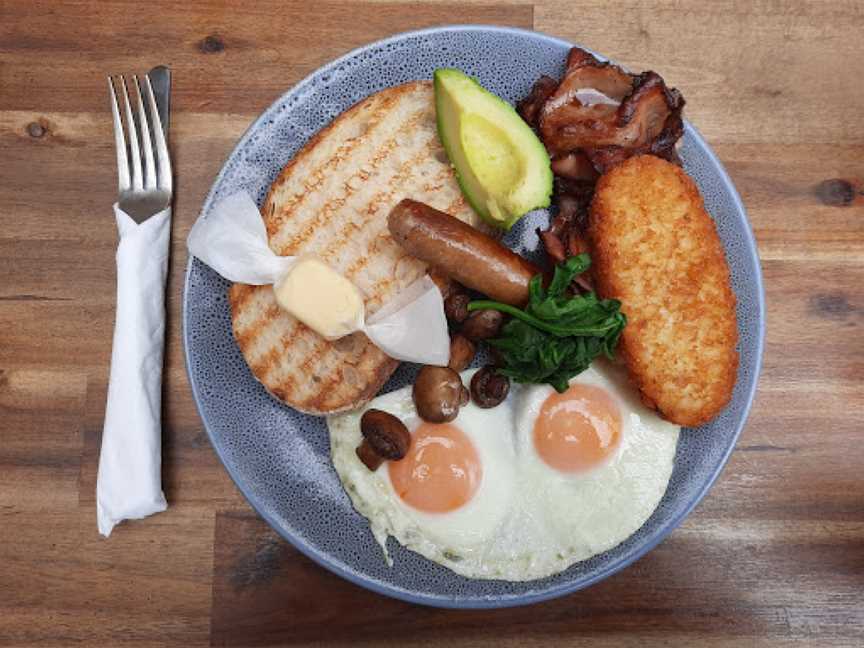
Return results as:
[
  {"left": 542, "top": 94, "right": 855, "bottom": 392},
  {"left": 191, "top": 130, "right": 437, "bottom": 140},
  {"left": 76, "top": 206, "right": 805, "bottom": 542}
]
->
[{"left": 148, "top": 65, "right": 171, "bottom": 138}]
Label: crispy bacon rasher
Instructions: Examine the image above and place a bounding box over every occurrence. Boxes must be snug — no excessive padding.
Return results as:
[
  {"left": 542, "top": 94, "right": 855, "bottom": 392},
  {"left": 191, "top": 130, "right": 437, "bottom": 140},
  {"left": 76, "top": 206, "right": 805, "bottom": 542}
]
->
[{"left": 518, "top": 47, "right": 685, "bottom": 263}]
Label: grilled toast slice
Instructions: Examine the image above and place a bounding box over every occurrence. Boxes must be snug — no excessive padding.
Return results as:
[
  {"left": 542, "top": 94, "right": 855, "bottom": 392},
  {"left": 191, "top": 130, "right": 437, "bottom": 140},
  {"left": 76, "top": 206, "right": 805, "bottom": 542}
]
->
[{"left": 229, "top": 81, "right": 481, "bottom": 414}]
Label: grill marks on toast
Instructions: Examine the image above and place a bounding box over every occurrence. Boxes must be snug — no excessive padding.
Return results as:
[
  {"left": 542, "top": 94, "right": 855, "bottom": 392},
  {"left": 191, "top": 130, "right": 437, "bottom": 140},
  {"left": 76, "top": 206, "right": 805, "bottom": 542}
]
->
[
  {"left": 273, "top": 109, "right": 429, "bottom": 257},
  {"left": 237, "top": 111, "right": 436, "bottom": 385},
  {"left": 249, "top": 340, "right": 291, "bottom": 393},
  {"left": 279, "top": 111, "right": 424, "bottom": 255},
  {"left": 318, "top": 145, "right": 436, "bottom": 273},
  {"left": 228, "top": 284, "right": 256, "bottom": 320},
  {"left": 264, "top": 92, "right": 401, "bottom": 242},
  {"left": 231, "top": 83, "right": 478, "bottom": 413},
  {"left": 338, "top": 150, "right": 439, "bottom": 286},
  {"left": 233, "top": 299, "right": 280, "bottom": 351}
]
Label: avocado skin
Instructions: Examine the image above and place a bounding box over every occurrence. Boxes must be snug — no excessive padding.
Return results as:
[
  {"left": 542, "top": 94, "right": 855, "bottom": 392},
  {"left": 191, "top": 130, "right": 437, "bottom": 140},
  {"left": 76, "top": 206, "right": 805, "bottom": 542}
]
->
[{"left": 434, "top": 68, "right": 552, "bottom": 230}]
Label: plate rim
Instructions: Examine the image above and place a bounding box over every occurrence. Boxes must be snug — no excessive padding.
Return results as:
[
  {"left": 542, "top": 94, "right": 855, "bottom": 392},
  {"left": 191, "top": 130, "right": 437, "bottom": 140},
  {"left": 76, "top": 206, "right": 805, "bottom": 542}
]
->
[{"left": 182, "top": 24, "right": 766, "bottom": 609}]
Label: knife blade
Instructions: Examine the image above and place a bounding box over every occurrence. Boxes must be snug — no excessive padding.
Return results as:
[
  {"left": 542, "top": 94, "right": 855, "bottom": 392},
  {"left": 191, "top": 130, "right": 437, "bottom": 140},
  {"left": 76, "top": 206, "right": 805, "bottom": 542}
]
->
[{"left": 147, "top": 65, "right": 171, "bottom": 139}]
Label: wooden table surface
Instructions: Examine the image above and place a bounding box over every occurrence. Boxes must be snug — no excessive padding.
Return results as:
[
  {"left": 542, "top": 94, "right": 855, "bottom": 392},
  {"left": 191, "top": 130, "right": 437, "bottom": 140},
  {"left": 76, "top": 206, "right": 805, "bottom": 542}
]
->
[{"left": 2, "top": 1, "right": 863, "bottom": 645}]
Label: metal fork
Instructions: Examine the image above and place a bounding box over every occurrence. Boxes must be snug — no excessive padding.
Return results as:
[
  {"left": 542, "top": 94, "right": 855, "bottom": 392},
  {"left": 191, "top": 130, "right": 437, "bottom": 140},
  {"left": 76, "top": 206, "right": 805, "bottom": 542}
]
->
[{"left": 108, "top": 74, "right": 172, "bottom": 223}]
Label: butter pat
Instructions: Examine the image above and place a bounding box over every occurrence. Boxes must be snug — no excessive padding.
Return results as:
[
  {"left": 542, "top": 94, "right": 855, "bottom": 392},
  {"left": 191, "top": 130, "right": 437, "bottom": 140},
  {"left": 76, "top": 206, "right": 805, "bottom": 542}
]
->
[{"left": 273, "top": 257, "right": 365, "bottom": 339}]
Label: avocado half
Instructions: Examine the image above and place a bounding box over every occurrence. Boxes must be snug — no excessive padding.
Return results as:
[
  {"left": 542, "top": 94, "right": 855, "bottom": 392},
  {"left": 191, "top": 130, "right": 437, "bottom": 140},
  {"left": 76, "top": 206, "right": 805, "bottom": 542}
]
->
[{"left": 434, "top": 68, "right": 553, "bottom": 230}]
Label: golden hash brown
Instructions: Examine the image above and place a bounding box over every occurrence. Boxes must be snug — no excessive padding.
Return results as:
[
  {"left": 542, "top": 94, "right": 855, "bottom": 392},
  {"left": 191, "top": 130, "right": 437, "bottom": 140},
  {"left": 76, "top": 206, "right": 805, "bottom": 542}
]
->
[{"left": 588, "top": 155, "right": 739, "bottom": 427}]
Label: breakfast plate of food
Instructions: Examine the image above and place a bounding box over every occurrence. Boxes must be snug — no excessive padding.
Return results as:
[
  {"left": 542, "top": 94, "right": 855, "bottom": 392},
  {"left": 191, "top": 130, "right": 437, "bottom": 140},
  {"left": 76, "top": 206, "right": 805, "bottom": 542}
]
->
[{"left": 183, "top": 25, "right": 764, "bottom": 607}]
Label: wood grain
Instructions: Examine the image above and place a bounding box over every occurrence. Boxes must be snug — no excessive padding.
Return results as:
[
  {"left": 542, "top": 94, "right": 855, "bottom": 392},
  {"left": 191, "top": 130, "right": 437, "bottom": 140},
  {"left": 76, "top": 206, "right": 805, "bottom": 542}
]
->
[
  {"left": 1, "top": 0, "right": 863, "bottom": 646},
  {"left": 210, "top": 512, "right": 864, "bottom": 646}
]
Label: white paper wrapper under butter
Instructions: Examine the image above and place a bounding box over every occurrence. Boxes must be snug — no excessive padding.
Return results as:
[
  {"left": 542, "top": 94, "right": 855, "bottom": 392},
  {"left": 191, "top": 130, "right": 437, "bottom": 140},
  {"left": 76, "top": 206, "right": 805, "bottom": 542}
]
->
[{"left": 186, "top": 192, "right": 450, "bottom": 366}]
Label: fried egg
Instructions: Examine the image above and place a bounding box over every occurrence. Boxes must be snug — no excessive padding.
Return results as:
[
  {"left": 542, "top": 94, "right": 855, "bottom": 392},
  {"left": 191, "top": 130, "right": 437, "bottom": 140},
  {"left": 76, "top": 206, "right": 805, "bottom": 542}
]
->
[
  {"left": 328, "top": 363, "right": 680, "bottom": 581},
  {"left": 514, "top": 361, "right": 680, "bottom": 565},
  {"left": 328, "top": 369, "right": 516, "bottom": 569}
]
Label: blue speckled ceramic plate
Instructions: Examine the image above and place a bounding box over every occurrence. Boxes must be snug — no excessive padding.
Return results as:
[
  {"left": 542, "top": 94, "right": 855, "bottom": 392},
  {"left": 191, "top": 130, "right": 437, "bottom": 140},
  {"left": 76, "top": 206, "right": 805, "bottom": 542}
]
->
[{"left": 183, "top": 25, "right": 765, "bottom": 608}]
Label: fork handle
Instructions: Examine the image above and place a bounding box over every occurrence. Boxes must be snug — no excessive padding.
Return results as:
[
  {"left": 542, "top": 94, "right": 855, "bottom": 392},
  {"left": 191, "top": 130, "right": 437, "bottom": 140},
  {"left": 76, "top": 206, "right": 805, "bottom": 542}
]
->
[{"left": 96, "top": 204, "right": 171, "bottom": 536}]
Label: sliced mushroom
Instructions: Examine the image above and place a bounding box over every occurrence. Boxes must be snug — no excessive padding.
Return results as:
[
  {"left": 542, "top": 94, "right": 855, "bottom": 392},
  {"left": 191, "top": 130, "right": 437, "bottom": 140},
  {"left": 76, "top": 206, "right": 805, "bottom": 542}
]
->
[
  {"left": 443, "top": 291, "right": 471, "bottom": 324},
  {"left": 360, "top": 409, "right": 411, "bottom": 460},
  {"left": 461, "top": 309, "right": 504, "bottom": 341},
  {"left": 412, "top": 366, "right": 465, "bottom": 423},
  {"left": 356, "top": 439, "right": 384, "bottom": 471},
  {"left": 470, "top": 366, "right": 511, "bottom": 409},
  {"left": 448, "top": 335, "right": 476, "bottom": 372}
]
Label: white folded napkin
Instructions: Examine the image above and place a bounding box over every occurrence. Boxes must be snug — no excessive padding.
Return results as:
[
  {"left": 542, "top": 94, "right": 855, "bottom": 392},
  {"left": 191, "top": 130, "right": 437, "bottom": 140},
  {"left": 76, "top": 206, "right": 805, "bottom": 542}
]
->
[
  {"left": 187, "top": 192, "right": 450, "bottom": 366},
  {"left": 96, "top": 205, "right": 170, "bottom": 537}
]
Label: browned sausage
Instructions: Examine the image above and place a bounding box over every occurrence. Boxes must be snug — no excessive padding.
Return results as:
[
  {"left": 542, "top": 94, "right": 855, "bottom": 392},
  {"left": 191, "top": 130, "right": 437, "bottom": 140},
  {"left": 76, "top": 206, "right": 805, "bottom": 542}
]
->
[{"left": 388, "top": 199, "right": 540, "bottom": 306}]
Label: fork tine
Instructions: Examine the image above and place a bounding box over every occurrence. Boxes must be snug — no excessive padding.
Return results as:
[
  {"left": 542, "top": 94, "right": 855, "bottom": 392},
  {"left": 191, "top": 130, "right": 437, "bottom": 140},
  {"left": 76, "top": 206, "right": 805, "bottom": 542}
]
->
[
  {"left": 143, "top": 74, "right": 172, "bottom": 192},
  {"left": 119, "top": 76, "right": 143, "bottom": 192},
  {"left": 133, "top": 75, "right": 156, "bottom": 191},
  {"left": 108, "top": 77, "right": 130, "bottom": 192}
]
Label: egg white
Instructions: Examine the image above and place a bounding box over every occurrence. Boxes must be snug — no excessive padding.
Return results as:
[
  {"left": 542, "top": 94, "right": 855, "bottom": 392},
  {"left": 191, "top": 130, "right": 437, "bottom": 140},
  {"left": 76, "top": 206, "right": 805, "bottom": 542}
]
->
[
  {"left": 514, "top": 360, "right": 680, "bottom": 568},
  {"left": 328, "top": 362, "right": 680, "bottom": 581},
  {"left": 328, "top": 369, "right": 517, "bottom": 571}
]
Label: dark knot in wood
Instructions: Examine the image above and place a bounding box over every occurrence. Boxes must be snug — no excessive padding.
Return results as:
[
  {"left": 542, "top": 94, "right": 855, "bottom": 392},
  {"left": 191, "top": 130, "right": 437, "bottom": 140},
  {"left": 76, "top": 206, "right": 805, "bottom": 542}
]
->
[
  {"left": 809, "top": 293, "right": 854, "bottom": 319},
  {"left": 815, "top": 179, "right": 855, "bottom": 207},
  {"left": 27, "top": 122, "right": 46, "bottom": 138},
  {"left": 199, "top": 34, "right": 225, "bottom": 54}
]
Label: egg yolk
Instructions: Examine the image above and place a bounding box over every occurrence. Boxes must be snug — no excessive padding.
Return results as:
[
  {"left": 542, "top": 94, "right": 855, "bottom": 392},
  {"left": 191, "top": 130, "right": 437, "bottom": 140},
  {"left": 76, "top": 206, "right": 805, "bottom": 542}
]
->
[
  {"left": 533, "top": 384, "right": 621, "bottom": 473},
  {"left": 388, "top": 422, "right": 482, "bottom": 513}
]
